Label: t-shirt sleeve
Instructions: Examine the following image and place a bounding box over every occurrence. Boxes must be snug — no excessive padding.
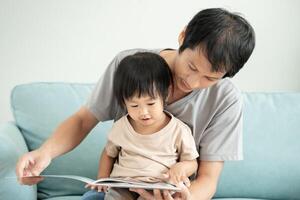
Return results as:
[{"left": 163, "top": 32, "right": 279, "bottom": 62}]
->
[
  {"left": 178, "top": 125, "right": 199, "bottom": 161},
  {"left": 105, "top": 140, "right": 120, "bottom": 158},
  {"left": 199, "top": 94, "right": 243, "bottom": 161},
  {"left": 85, "top": 55, "right": 120, "bottom": 121},
  {"left": 105, "top": 122, "right": 121, "bottom": 158}
]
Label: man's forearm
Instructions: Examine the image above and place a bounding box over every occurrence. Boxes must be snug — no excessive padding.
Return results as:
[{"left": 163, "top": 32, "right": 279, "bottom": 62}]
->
[
  {"left": 39, "top": 107, "right": 98, "bottom": 159},
  {"left": 181, "top": 160, "right": 198, "bottom": 177},
  {"left": 39, "top": 116, "right": 89, "bottom": 158},
  {"left": 189, "top": 161, "right": 224, "bottom": 200},
  {"left": 189, "top": 175, "right": 217, "bottom": 200}
]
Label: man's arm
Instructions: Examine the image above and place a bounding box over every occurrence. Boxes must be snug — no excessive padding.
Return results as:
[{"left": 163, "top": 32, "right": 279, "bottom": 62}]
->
[
  {"left": 16, "top": 106, "right": 99, "bottom": 184},
  {"left": 130, "top": 160, "right": 223, "bottom": 200},
  {"left": 189, "top": 160, "right": 224, "bottom": 200},
  {"left": 39, "top": 106, "right": 99, "bottom": 158}
]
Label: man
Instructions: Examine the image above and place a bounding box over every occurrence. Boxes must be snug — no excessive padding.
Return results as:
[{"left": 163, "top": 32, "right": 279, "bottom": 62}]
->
[{"left": 17, "top": 8, "right": 255, "bottom": 200}]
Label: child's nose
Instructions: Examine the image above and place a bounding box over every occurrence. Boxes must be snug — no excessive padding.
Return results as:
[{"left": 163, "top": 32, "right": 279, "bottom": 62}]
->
[{"left": 140, "top": 107, "right": 149, "bottom": 115}]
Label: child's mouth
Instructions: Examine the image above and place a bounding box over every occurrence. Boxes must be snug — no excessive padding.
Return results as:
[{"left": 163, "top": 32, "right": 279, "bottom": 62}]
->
[{"left": 142, "top": 118, "right": 150, "bottom": 121}]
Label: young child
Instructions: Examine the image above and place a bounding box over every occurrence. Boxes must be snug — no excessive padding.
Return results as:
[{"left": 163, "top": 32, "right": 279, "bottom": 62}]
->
[{"left": 88, "top": 52, "right": 199, "bottom": 200}]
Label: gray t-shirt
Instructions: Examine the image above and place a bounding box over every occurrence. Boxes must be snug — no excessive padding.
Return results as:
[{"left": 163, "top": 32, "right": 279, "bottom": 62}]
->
[{"left": 86, "top": 48, "right": 243, "bottom": 161}]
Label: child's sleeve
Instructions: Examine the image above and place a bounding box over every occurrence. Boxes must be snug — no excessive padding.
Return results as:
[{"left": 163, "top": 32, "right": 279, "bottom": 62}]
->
[
  {"left": 105, "top": 140, "right": 120, "bottom": 158},
  {"left": 104, "top": 123, "right": 121, "bottom": 158},
  {"left": 178, "top": 126, "right": 199, "bottom": 162}
]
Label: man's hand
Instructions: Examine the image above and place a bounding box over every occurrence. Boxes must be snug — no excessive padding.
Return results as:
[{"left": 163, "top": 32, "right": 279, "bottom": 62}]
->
[
  {"left": 130, "top": 182, "right": 192, "bottom": 200},
  {"left": 16, "top": 149, "right": 51, "bottom": 185}
]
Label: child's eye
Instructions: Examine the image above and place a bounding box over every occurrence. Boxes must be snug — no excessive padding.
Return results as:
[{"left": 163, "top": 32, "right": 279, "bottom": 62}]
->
[
  {"left": 148, "top": 103, "right": 155, "bottom": 106},
  {"left": 130, "top": 105, "right": 138, "bottom": 108}
]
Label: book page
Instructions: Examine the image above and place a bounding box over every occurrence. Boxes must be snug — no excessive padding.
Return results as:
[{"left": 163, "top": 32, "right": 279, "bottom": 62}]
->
[
  {"left": 16, "top": 175, "right": 181, "bottom": 191},
  {"left": 19, "top": 175, "right": 95, "bottom": 184}
]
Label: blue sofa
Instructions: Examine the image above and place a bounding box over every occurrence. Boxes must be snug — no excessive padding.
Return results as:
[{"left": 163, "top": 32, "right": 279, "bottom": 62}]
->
[{"left": 0, "top": 82, "right": 299, "bottom": 200}]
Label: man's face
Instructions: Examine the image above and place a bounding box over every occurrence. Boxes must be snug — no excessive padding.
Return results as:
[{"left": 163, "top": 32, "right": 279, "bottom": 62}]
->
[
  {"left": 173, "top": 47, "right": 225, "bottom": 93},
  {"left": 124, "top": 94, "right": 165, "bottom": 129}
]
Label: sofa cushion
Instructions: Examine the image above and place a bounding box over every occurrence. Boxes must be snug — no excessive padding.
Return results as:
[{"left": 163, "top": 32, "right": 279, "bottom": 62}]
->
[
  {"left": 11, "top": 83, "right": 113, "bottom": 199},
  {"left": 214, "top": 93, "right": 300, "bottom": 199}
]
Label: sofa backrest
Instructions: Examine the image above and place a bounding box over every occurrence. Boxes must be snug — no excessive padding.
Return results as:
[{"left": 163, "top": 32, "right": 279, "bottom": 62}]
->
[
  {"left": 11, "top": 83, "right": 300, "bottom": 199},
  {"left": 215, "top": 92, "right": 300, "bottom": 199}
]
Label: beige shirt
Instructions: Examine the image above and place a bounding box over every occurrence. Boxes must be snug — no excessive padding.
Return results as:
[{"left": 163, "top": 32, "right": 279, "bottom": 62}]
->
[{"left": 105, "top": 112, "right": 199, "bottom": 182}]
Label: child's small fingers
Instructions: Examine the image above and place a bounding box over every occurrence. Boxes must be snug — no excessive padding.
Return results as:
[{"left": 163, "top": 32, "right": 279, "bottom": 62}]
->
[
  {"left": 103, "top": 186, "right": 107, "bottom": 192},
  {"left": 170, "top": 175, "right": 180, "bottom": 184},
  {"left": 183, "top": 177, "right": 190, "bottom": 187},
  {"left": 160, "top": 173, "right": 170, "bottom": 181}
]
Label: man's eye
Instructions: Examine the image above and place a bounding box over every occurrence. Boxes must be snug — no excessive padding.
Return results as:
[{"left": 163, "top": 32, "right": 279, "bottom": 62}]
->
[
  {"left": 206, "top": 77, "right": 217, "bottom": 82},
  {"left": 188, "top": 64, "right": 197, "bottom": 71}
]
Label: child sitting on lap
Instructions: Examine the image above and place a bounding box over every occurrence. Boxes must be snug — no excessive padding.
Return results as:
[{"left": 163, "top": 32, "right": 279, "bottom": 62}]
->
[{"left": 88, "top": 52, "right": 199, "bottom": 200}]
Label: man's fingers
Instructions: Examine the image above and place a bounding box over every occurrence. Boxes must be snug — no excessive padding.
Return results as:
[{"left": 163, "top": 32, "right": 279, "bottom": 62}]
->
[
  {"left": 16, "top": 157, "right": 27, "bottom": 178},
  {"left": 23, "top": 168, "right": 32, "bottom": 177},
  {"left": 163, "top": 190, "right": 174, "bottom": 200},
  {"left": 177, "top": 182, "right": 191, "bottom": 199},
  {"left": 17, "top": 160, "right": 31, "bottom": 184},
  {"left": 28, "top": 157, "right": 35, "bottom": 165},
  {"left": 30, "top": 169, "right": 40, "bottom": 176},
  {"left": 20, "top": 176, "right": 44, "bottom": 185},
  {"left": 173, "top": 192, "right": 181, "bottom": 198},
  {"left": 153, "top": 189, "right": 163, "bottom": 200},
  {"left": 130, "top": 188, "right": 154, "bottom": 200}
]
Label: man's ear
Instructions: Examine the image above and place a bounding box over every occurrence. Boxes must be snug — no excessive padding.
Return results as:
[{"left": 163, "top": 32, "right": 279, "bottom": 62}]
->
[{"left": 178, "top": 27, "right": 186, "bottom": 46}]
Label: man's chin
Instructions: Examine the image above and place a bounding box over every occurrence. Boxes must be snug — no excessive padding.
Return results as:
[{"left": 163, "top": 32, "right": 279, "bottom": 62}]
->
[{"left": 178, "top": 85, "right": 193, "bottom": 94}]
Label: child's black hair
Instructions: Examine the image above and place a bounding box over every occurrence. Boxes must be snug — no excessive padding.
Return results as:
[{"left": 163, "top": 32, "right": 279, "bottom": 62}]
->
[{"left": 113, "top": 52, "right": 173, "bottom": 108}]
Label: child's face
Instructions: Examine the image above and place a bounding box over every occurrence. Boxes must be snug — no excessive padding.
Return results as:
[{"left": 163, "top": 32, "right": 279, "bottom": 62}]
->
[{"left": 124, "top": 94, "right": 165, "bottom": 127}]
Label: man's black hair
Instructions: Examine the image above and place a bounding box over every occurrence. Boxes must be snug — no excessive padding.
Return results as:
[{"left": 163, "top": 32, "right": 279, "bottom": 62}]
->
[
  {"left": 113, "top": 52, "right": 173, "bottom": 108},
  {"left": 179, "top": 8, "right": 256, "bottom": 77}
]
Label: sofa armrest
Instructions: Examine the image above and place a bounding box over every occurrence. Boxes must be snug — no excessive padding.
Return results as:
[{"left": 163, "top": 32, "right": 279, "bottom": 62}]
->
[{"left": 0, "top": 122, "right": 37, "bottom": 200}]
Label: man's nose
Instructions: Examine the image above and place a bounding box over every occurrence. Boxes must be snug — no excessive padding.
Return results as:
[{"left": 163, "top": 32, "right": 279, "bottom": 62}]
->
[{"left": 186, "top": 75, "right": 201, "bottom": 89}]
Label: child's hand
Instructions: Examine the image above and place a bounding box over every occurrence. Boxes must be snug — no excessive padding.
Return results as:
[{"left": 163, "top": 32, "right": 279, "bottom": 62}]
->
[
  {"left": 167, "top": 162, "right": 191, "bottom": 186},
  {"left": 85, "top": 183, "right": 109, "bottom": 193}
]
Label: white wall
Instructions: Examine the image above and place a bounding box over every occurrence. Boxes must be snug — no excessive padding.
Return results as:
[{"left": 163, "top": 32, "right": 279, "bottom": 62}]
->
[{"left": 1, "top": 0, "right": 300, "bottom": 122}]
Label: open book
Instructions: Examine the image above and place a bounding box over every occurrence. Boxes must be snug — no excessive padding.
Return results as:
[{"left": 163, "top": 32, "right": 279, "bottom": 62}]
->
[{"left": 21, "top": 175, "right": 181, "bottom": 191}]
